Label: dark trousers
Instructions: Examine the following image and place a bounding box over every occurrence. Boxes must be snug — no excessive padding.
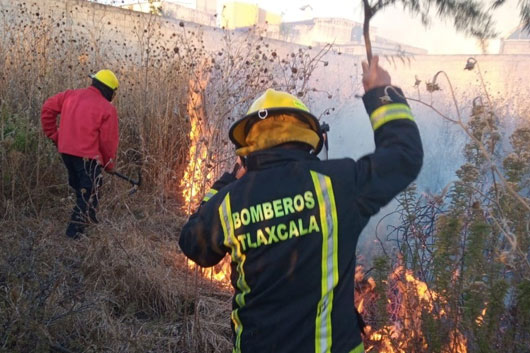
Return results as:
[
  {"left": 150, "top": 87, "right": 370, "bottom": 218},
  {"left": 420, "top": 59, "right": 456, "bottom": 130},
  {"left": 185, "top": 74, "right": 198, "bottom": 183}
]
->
[{"left": 61, "top": 154, "right": 102, "bottom": 238}]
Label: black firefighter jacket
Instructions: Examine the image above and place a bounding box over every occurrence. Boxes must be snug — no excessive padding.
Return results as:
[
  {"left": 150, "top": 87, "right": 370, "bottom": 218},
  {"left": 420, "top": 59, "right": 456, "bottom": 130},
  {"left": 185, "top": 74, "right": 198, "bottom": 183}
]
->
[{"left": 179, "top": 86, "right": 423, "bottom": 353}]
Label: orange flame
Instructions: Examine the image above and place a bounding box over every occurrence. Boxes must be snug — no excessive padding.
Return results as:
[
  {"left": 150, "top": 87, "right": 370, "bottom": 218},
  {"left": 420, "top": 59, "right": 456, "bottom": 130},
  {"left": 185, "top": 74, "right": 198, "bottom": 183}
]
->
[
  {"left": 186, "top": 255, "right": 232, "bottom": 288},
  {"left": 356, "top": 265, "right": 467, "bottom": 353},
  {"left": 180, "top": 69, "right": 213, "bottom": 214},
  {"left": 180, "top": 67, "right": 232, "bottom": 286},
  {"left": 475, "top": 305, "right": 487, "bottom": 326}
]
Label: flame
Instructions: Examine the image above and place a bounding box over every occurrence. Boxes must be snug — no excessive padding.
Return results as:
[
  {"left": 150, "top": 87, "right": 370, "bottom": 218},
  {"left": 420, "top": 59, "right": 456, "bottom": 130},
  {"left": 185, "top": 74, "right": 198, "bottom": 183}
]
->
[
  {"left": 186, "top": 255, "right": 232, "bottom": 288},
  {"left": 356, "top": 265, "right": 467, "bottom": 353},
  {"left": 444, "top": 330, "right": 468, "bottom": 353},
  {"left": 475, "top": 305, "right": 487, "bottom": 326},
  {"left": 180, "top": 66, "right": 233, "bottom": 286},
  {"left": 180, "top": 69, "right": 213, "bottom": 214}
]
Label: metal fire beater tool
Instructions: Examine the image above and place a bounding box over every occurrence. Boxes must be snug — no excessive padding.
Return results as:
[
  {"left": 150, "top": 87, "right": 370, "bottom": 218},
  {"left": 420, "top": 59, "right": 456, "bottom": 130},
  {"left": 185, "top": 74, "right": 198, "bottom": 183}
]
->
[{"left": 112, "top": 170, "right": 142, "bottom": 195}]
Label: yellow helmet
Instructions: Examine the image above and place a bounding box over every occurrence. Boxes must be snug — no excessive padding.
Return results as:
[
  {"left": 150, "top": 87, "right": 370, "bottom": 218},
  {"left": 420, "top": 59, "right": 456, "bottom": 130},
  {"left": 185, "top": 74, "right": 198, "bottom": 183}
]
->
[
  {"left": 90, "top": 69, "right": 119, "bottom": 90},
  {"left": 229, "top": 89, "right": 323, "bottom": 154}
]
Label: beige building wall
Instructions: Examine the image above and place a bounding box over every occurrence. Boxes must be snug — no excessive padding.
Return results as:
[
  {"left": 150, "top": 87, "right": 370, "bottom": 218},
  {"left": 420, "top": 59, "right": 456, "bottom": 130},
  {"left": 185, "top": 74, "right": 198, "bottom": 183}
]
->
[
  {"left": 221, "top": 2, "right": 281, "bottom": 29},
  {"left": 221, "top": 2, "right": 259, "bottom": 29},
  {"left": 278, "top": 18, "right": 367, "bottom": 46},
  {"left": 264, "top": 10, "right": 281, "bottom": 26},
  {"left": 122, "top": 2, "right": 162, "bottom": 13},
  {"left": 121, "top": 0, "right": 215, "bottom": 26},
  {"left": 162, "top": 1, "right": 216, "bottom": 26},
  {"left": 196, "top": 0, "right": 217, "bottom": 15},
  {"left": 276, "top": 18, "right": 426, "bottom": 55},
  {"left": 499, "top": 26, "right": 530, "bottom": 54},
  {"left": 500, "top": 40, "right": 530, "bottom": 54},
  {"left": 312, "top": 18, "right": 356, "bottom": 45}
]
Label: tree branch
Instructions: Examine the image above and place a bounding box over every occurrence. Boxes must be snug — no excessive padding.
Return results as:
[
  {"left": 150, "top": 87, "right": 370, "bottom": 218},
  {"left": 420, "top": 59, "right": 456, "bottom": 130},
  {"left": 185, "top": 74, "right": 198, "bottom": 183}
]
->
[{"left": 362, "top": 0, "right": 374, "bottom": 63}]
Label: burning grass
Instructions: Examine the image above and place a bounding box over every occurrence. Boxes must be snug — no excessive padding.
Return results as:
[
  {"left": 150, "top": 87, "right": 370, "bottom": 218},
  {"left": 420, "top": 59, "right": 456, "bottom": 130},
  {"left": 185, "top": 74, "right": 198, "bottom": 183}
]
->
[{"left": 355, "top": 265, "right": 467, "bottom": 353}]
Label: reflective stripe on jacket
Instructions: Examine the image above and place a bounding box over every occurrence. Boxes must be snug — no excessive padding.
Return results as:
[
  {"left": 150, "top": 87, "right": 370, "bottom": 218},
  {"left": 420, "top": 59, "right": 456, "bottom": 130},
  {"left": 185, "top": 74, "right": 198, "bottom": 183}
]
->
[
  {"left": 41, "top": 86, "right": 119, "bottom": 170},
  {"left": 179, "top": 85, "right": 423, "bottom": 353}
]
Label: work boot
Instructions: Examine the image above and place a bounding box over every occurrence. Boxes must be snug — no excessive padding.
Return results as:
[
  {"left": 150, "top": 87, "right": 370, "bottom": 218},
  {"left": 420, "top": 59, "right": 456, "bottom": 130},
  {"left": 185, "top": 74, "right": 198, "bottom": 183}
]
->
[
  {"left": 66, "top": 222, "right": 84, "bottom": 239},
  {"left": 88, "top": 208, "right": 99, "bottom": 224},
  {"left": 66, "top": 211, "right": 87, "bottom": 239}
]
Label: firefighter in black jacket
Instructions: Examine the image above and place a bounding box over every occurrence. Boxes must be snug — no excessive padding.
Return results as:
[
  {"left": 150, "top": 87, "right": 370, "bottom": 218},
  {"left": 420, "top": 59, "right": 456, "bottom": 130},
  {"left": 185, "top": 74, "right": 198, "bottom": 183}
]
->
[{"left": 179, "top": 56, "right": 423, "bottom": 353}]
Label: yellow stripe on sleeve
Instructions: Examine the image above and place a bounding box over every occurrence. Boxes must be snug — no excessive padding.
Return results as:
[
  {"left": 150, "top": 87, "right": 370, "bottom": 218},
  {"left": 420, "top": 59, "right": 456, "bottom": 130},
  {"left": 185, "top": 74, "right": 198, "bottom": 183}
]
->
[{"left": 370, "top": 103, "right": 414, "bottom": 131}]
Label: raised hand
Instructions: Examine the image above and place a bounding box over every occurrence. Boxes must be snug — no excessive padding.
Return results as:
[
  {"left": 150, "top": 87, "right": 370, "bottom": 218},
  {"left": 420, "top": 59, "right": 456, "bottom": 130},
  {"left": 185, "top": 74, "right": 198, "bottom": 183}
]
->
[{"left": 361, "top": 55, "right": 391, "bottom": 92}]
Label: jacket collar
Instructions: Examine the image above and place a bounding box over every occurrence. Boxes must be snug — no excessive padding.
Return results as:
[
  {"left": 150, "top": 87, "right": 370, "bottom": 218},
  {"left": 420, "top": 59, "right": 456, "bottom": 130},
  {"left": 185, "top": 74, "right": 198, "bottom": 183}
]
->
[
  {"left": 88, "top": 85, "right": 103, "bottom": 97},
  {"left": 246, "top": 148, "right": 319, "bottom": 171},
  {"left": 88, "top": 85, "right": 113, "bottom": 102}
]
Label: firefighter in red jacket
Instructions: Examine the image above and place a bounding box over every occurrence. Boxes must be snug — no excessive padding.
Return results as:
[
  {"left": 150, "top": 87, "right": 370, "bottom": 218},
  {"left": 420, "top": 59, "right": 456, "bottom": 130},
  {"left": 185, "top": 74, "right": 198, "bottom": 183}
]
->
[
  {"left": 179, "top": 56, "right": 423, "bottom": 352},
  {"left": 41, "top": 70, "right": 119, "bottom": 238}
]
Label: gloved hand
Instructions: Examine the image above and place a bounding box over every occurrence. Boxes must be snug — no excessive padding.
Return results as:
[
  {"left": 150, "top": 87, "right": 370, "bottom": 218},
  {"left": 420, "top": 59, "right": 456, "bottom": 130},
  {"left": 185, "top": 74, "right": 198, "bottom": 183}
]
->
[
  {"left": 231, "top": 156, "right": 247, "bottom": 179},
  {"left": 361, "top": 55, "right": 391, "bottom": 92}
]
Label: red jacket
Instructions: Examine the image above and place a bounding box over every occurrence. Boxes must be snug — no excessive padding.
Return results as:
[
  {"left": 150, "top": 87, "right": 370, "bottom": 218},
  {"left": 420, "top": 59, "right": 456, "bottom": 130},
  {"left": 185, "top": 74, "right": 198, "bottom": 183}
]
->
[{"left": 41, "top": 86, "right": 119, "bottom": 170}]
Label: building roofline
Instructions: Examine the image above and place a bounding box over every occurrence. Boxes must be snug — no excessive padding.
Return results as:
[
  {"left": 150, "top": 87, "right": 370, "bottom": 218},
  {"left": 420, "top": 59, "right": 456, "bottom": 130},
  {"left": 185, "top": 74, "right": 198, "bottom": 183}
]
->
[
  {"left": 283, "top": 17, "right": 362, "bottom": 26},
  {"left": 503, "top": 24, "right": 530, "bottom": 40}
]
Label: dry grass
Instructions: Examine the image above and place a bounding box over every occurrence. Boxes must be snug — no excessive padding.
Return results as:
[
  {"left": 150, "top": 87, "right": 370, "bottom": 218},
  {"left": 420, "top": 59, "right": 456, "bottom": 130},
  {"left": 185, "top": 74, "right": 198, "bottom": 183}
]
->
[{"left": 0, "top": 192, "right": 233, "bottom": 353}]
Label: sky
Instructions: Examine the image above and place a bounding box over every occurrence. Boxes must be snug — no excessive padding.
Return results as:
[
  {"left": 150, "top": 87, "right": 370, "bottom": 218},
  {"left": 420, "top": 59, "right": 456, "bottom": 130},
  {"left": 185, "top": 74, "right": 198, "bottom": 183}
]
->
[{"left": 106, "top": 0, "right": 523, "bottom": 54}]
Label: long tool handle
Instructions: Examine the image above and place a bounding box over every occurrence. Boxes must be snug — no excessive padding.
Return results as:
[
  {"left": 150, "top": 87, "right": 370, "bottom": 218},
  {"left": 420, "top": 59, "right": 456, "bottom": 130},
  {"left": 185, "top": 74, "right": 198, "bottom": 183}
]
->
[{"left": 113, "top": 171, "right": 139, "bottom": 186}]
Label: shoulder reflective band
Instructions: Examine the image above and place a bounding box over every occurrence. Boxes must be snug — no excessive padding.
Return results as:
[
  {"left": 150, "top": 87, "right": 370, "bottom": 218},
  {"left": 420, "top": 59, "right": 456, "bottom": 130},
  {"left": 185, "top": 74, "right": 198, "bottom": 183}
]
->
[
  {"left": 202, "top": 188, "right": 218, "bottom": 202},
  {"left": 370, "top": 103, "right": 414, "bottom": 131},
  {"left": 310, "top": 171, "right": 339, "bottom": 353},
  {"left": 218, "top": 193, "right": 250, "bottom": 353}
]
